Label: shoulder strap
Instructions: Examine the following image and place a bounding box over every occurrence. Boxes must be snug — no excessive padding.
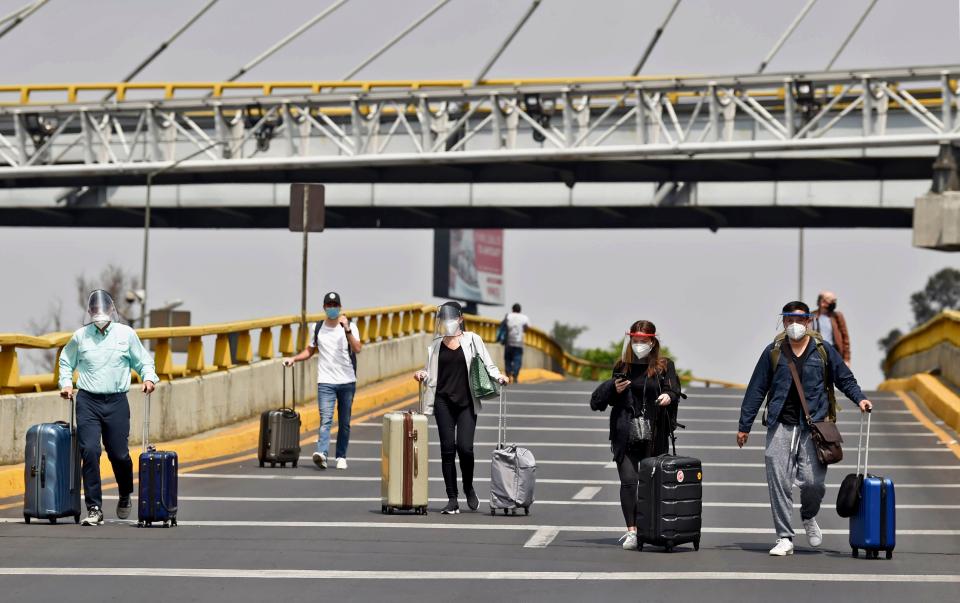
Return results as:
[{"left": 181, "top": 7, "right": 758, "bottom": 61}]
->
[
  {"left": 312, "top": 321, "right": 321, "bottom": 347},
  {"left": 785, "top": 345, "right": 813, "bottom": 425}
]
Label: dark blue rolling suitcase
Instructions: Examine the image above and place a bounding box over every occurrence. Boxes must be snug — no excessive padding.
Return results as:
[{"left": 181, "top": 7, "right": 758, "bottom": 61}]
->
[
  {"left": 849, "top": 411, "right": 896, "bottom": 559},
  {"left": 137, "top": 393, "right": 178, "bottom": 527},
  {"left": 23, "top": 398, "right": 81, "bottom": 524}
]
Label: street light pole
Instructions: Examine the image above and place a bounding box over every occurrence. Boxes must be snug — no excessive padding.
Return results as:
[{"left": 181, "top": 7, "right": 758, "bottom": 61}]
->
[{"left": 141, "top": 141, "right": 223, "bottom": 328}]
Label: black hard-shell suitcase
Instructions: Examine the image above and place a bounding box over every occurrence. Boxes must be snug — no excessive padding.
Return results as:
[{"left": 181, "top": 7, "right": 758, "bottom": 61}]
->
[
  {"left": 138, "top": 392, "right": 179, "bottom": 527},
  {"left": 635, "top": 429, "right": 702, "bottom": 552},
  {"left": 23, "top": 398, "right": 81, "bottom": 524},
  {"left": 258, "top": 366, "right": 301, "bottom": 468}
]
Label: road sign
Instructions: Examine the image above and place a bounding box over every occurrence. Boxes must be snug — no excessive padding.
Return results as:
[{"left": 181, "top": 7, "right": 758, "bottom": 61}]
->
[{"left": 288, "top": 183, "right": 325, "bottom": 232}]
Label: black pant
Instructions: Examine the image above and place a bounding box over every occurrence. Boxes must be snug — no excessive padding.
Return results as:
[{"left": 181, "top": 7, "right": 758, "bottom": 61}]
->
[
  {"left": 616, "top": 448, "right": 648, "bottom": 527},
  {"left": 433, "top": 397, "right": 477, "bottom": 499},
  {"left": 76, "top": 390, "right": 134, "bottom": 510}
]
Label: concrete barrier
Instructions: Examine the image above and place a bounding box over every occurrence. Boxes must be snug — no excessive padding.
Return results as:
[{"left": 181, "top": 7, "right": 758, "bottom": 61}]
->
[{"left": 0, "top": 333, "right": 556, "bottom": 465}]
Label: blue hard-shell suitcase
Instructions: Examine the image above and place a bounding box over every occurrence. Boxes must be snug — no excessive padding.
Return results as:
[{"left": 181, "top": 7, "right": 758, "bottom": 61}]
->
[
  {"left": 137, "top": 392, "right": 178, "bottom": 527},
  {"left": 23, "top": 414, "right": 81, "bottom": 524},
  {"left": 137, "top": 449, "right": 178, "bottom": 527},
  {"left": 849, "top": 411, "right": 896, "bottom": 559}
]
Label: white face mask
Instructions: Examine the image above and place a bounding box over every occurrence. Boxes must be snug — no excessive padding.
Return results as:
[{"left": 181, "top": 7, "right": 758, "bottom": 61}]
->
[
  {"left": 442, "top": 320, "right": 460, "bottom": 337},
  {"left": 631, "top": 342, "right": 653, "bottom": 358},
  {"left": 94, "top": 320, "right": 110, "bottom": 330},
  {"left": 786, "top": 323, "right": 807, "bottom": 341}
]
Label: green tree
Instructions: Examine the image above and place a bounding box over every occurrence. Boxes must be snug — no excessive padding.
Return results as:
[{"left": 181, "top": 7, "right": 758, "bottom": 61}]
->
[
  {"left": 909, "top": 268, "right": 960, "bottom": 325},
  {"left": 877, "top": 328, "right": 903, "bottom": 355},
  {"left": 550, "top": 321, "right": 588, "bottom": 354}
]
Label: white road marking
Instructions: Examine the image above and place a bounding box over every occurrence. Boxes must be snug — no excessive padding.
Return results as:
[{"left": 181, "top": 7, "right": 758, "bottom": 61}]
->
[
  {"left": 0, "top": 568, "right": 955, "bottom": 582},
  {"left": 2, "top": 518, "right": 955, "bottom": 537},
  {"left": 502, "top": 401, "right": 909, "bottom": 414},
  {"left": 346, "top": 440, "right": 951, "bottom": 452},
  {"left": 355, "top": 424, "right": 933, "bottom": 436},
  {"left": 178, "top": 473, "right": 960, "bottom": 488},
  {"left": 523, "top": 526, "right": 560, "bottom": 548},
  {"left": 572, "top": 487, "right": 602, "bottom": 500},
  {"left": 94, "top": 495, "right": 960, "bottom": 510}
]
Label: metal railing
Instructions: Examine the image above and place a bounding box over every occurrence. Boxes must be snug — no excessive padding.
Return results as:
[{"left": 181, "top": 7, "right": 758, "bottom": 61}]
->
[
  {"left": 1, "top": 66, "right": 958, "bottom": 184},
  {"left": 0, "top": 302, "right": 613, "bottom": 394}
]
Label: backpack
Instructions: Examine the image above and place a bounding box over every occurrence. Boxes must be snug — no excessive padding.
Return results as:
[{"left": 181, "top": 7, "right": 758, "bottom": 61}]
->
[
  {"left": 314, "top": 321, "right": 358, "bottom": 374},
  {"left": 760, "top": 331, "right": 837, "bottom": 426},
  {"left": 495, "top": 315, "right": 508, "bottom": 345}
]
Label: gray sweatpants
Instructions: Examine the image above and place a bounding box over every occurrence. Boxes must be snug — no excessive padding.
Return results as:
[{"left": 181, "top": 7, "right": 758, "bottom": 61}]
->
[{"left": 764, "top": 422, "right": 827, "bottom": 538}]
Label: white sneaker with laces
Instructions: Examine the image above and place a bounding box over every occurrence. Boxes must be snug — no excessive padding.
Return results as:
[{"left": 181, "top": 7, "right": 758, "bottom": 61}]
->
[
  {"left": 803, "top": 517, "right": 823, "bottom": 547},
  {"left": 312, "top": 452, "right": 327, "bottom": 470},
  {"left": 335, "top": 457, "right": 348, "bottom": 470},
  {"left": 619, "top": 531, "right": 638, "bottom": 551},
  {"left": 769, "top": 538, "right": 794, "bottom": 556}
]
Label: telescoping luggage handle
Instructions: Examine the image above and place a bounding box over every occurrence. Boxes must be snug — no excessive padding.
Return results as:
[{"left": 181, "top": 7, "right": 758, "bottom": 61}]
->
[
  {"left": 856, "top": 408, "right": 873, "bottom": 477},
  {"left": 497, "top": 386, "right": 507, "bottom": 449},
  {"left": 282, "top": 363, "right": 297, "bottom": 413}
]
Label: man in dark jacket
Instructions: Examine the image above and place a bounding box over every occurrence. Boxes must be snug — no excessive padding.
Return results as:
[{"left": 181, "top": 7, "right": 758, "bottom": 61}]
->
[{"left": 737, "top": 301, "right": 872, "bottom": 557}]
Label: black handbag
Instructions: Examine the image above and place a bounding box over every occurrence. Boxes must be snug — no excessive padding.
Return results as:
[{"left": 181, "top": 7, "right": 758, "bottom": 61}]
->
[
  {"left": 626, "top": 373, "right": 657, "bottom": 447},
  {"left": 837, "top": 411, "right": 868, "bottom": 517}
]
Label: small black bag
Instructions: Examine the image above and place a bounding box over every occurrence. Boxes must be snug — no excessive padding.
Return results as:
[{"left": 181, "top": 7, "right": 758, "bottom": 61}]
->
[{"left": 837, "top": 411, "right": 868, "bottom": 517}]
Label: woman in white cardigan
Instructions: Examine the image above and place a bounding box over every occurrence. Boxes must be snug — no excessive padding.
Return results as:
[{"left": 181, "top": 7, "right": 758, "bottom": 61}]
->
[{"left": 415, "top": 302, "right": 507, "bottom": 514}]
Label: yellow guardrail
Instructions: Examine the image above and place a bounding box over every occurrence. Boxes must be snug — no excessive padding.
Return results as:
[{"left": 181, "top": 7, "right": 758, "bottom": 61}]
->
[
  {"left": 0, "top": 302, "right": 618, "bottom": 394},
  {"left": 0, "top": 79, "right": 948, "bottom": 112},
  {"left": 883, "top": 309, "right": 960, "bottom": 375}
]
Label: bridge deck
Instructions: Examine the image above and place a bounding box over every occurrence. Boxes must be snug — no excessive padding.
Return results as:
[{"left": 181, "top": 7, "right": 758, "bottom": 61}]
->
[{"left": 0, "top": 383, "right": 957, "bottom": 602}]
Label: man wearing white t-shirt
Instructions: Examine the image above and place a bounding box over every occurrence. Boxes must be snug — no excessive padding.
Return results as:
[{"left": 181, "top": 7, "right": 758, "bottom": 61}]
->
[
  {"left": 503, "top": 303, "right": 529, "bottom": 383},
  {"left": 284, "top": 292, "right": 362, "bottom": 470}
]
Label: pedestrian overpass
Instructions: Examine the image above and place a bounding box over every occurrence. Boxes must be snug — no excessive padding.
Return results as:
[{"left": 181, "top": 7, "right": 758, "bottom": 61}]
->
[{"left": 2, "top": 66, "right": 960, "bottom": 229}]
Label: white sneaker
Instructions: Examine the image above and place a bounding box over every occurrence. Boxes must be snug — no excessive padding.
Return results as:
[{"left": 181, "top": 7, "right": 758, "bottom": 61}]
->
[
  {"left": 769, "top": 538, "right": 794, "bottom": 556},
  {"left": 803, "top": 517, "right": 823, "bottom": 547},
  {"left": 312, "top": 452, "right": 327, "bottom": 470},
  {"left": 619, "top": 531, "right": 638, "bottom": 551},
  {"left": 335, "top": 457, "right": 348, "bottom": 470}
]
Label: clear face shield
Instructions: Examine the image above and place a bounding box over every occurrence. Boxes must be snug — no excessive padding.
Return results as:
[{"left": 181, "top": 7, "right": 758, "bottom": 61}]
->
[
  {"left": 86, "top": 289, "right": 120, "bottom": 329},
  {"left": 621, "top": 330, "right": 658, "bottom": 362},
  {"left": 778, "top": 312, "right": 813, "bottom": 341},
  {"left": 435, "top": 304, "right": 463, "bottom": 337}
]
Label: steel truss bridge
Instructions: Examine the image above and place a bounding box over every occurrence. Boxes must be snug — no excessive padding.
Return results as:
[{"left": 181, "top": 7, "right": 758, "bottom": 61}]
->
[{"left": 1, "top": 66, "right": 958, "bottom": 229}]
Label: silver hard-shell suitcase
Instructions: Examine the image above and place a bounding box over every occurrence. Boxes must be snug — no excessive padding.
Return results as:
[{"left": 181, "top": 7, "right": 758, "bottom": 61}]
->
[{"left": 489, "top": 387, "right": 536, "bottom": 515}]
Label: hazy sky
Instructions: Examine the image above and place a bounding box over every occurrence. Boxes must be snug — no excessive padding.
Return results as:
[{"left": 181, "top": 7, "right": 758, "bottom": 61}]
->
[{"left": 1, "top": 0, "right": 958, "bottom": 388}]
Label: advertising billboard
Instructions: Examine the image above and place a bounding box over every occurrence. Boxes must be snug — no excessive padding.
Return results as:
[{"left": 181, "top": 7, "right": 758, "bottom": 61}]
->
[{"left": 433, "top": 229, "right": 504, "bottom": 306}]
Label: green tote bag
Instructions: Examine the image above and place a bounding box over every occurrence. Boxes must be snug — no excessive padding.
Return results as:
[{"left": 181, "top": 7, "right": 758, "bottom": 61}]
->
[{"left": 468, "top": 338, "right": 500, "bottom": 400}]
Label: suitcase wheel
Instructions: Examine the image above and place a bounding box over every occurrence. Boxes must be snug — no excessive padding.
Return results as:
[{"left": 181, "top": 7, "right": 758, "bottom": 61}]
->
[
  {"left": 270, "top": 462, "right": 276, "bottom": 468},
  {"left": 693, "top": 539, "right": 700, "bottom": 552},
  {"left": 259, "top": 461, "right": 264, "bottom": 468},
  {"left": 293, "top": 460, "right": 298, "bottom": 468},
  {"left": 163, "top": 521, "right": 170, "bottom": 528},
  {"left": 280, "top": 462, "right": 286, "bottom": 468},
  {"left": 885, "top": 550, "right": 892, "bottom": 560},
  {"left": 851, "top": 547, "right": 858, "bottom": 558},
  {"left": 74, "top": 513, "right": 81, "bottom": 524},
  {"left": 381, "top": 505, "right": 388, "bottom": 515},
  {"left": 665, "top": 542, "right": 674, "bottom": 553},
  {"left": 490, "top": 508, "right": 496, "bottom": 516},
  {"left": 503, "top": 509, "right": 509, "bottom": 516},
  {"left": 524, "top": 507, "right": 530, "bottom": 516},
  {"left": 23, "top": 515, "right": 30, "bottom": 525},
  {"left": 48, "top": 517, "right": 57, "bottom": 525},
  {"left": 171, "top": 517, "right": 177, "bottom": 527},
  {"left": 387, "top": 507, "right": 395, "bottom": 515},
  {"left": 421, "top": 507, "right": 428, "bottom": 516},
  {"left": 511, "top": 508, "right": 517, "bottom": 515}
]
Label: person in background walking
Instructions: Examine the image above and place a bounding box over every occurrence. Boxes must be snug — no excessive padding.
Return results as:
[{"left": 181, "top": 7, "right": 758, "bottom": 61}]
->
[
  {"left": 737, "top": 301, "right": 872, "bottom": 557},
  {"left": 813, "top": 290, "right": 851, "bottom": 367},
  {"left": 503, "top": 303, "right": 529, "bottom": 383},
  {"left": 415, "top": 301, "right": 508, "bottom": 515},
  {"left": 590, "top": 320, "right": 680, "bottom": 550},
  {"left": 59, "top": 290, "right": 158, "bottom": 526},
  {"left": 284, "top": 291, "right": 362, "bottom": 471}
]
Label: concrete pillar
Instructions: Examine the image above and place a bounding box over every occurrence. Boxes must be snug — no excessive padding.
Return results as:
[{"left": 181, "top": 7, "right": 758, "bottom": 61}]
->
[{"left": 913, "top": 191, "right": 960, "bottom": 251}]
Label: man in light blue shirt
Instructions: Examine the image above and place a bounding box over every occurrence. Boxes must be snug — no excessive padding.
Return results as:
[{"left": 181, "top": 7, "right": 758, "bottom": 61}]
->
[{"left": 59, "top": 290, "right": 158, "bottom": 526}]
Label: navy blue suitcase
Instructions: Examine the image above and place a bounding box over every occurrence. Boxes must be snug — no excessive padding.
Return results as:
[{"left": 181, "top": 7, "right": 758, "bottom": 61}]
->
[
  {"left": 849, "top": 411, "right": 896, "bottom": 559},
  {"left": 23, "top": 407, "right": 81, "bottom": 525},
  {"left": 137, "top": 392, "right": 178, "bottom": 527}
]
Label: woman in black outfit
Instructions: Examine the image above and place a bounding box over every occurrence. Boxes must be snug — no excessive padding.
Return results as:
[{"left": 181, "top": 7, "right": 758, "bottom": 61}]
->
[
  {"left": 590, "top": 320, "right": 681, "bottom": 550},
  {"left": 415, "top": 302, "right": 506, "bottom": 515}
]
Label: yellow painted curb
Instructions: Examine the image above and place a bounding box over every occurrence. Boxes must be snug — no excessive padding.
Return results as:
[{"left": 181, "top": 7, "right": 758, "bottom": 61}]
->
[
  {"left": 0, "top": 374, "right": 419, "bottom": 501},
  {"left": 517, "top": 368, "right": 565, "bottom": 383},
  {"left": 880, "top": 373, "right": 960, "bottom": 434}
]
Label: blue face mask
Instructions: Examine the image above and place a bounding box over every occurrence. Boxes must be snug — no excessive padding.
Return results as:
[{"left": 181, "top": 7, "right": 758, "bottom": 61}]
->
[{"left": 325, "top": 307, "right": 341, "bottom": 320}]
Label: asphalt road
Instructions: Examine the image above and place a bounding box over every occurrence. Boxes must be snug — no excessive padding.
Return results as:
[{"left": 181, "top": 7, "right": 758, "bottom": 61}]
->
[{"left": 1, "top": 382, "right": 958, "bottom": 603}]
